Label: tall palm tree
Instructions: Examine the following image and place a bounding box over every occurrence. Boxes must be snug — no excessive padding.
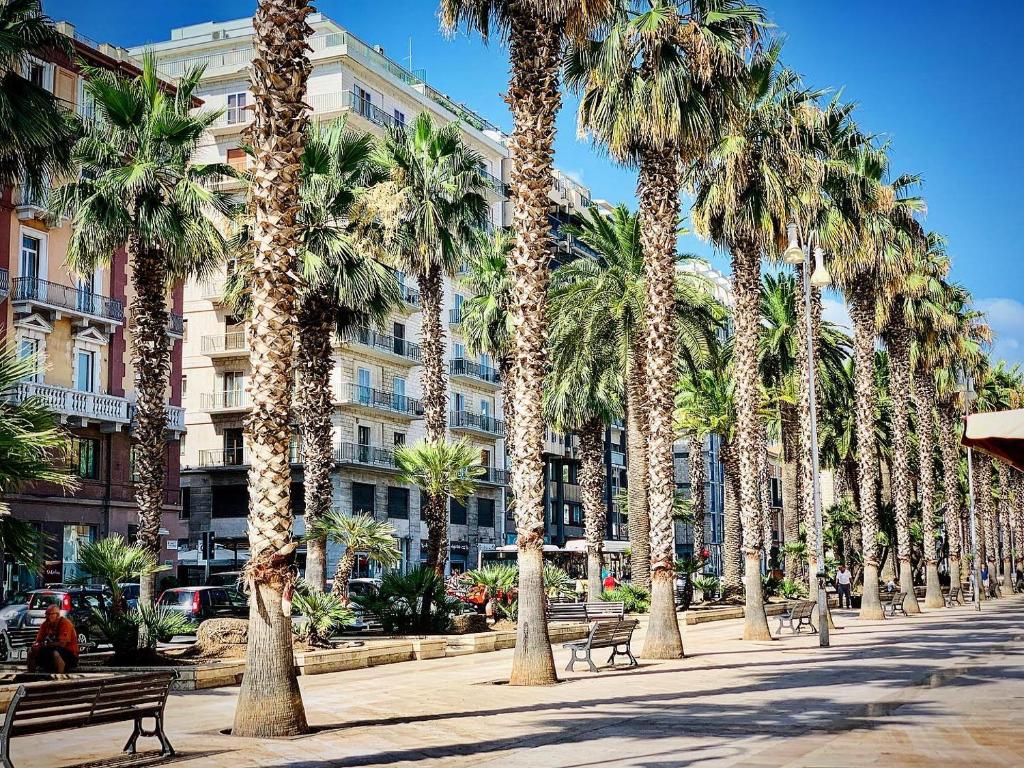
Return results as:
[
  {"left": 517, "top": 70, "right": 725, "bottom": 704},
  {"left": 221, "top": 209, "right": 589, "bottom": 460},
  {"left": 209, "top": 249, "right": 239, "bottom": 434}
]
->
[
  {"left": 546, "top": 313, "right": 623, "bottom": 600},
  {"left": 304, "top": 512, "right": 402, "bottom": 599},
  {"left": 440, "top": 0, "right": 616, "bottom": 686},
  {"left": 396, "top": 438, "right": 485, "bottom": 578},
  {"left": 50, "top": 57, "right": 232, "bottom": 611},
  {"left": 0, "top": 0, "right": 76, "bottom": 194},
  {"left": 690, "top": 42, "right": 820, "bottom": 640},
  {"left": 569, "top": 1, "right": 760, "bottom": 654},
  {"left": 230, "top": 0, "right": 314, "bottom": 738}
]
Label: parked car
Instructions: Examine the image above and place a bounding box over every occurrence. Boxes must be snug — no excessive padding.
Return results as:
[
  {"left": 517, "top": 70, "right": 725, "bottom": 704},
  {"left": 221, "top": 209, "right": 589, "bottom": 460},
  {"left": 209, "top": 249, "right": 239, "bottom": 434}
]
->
[
  {"left": 205, "top": 571, "right": 242, "bottom": 588},
  {"left": 347, "top": 578, "right": 381, "bottom": 599},
  {"left": 24, "top": 588, "right": 110, "bottom": 649},
  {"left": 118, "top": 583, "right": 141, "bottom": 610},
  {"left": 156, "top": 586, "right": 248, "bottom": 622},
  {"left": 0, "top": 592, "right": 31, "bottom": 629}
]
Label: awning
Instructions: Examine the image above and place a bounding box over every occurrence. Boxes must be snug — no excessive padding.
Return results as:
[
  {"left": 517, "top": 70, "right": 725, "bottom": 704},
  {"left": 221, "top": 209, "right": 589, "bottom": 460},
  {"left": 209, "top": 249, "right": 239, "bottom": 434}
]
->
[
  {"left": 563, "top": 539, "right": 631, "bottom": 554},
  {"left": 962, "top": 409, "right": 1024, "bottom": 472}
]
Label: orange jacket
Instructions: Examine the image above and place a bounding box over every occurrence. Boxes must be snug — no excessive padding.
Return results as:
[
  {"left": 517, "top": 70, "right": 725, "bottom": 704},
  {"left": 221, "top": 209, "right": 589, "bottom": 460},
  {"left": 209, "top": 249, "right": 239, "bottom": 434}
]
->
[{"left": 34, "top": 617, "right": 79, "bottom": 657}]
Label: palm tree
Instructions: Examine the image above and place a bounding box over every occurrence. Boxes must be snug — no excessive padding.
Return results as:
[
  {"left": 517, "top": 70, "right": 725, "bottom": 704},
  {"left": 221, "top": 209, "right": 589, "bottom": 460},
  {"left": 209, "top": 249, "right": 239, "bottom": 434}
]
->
[
  {"left": 229, "top": 0, "right": 314, "bottom": 738},
  {"left": 569, "top": 0, "right": 761, "bottom": 657},
  {"left": 545, "top": 316, "right": 623, "bottom": 601},
  {"left": 0, "top": 0, "right": 76, "bottom": 194},
  {"left": 303, "top": 512, "right": 401, "bottom": 599},
  {"left": 440, "top": 0, "right": 616, "bottom": 686},
  {"left": 396, "top": 438, "right": 485, "bottom": 578},
  {"left": 367, "top": 112, "right": 487, "bottom": 456},
  {"left": 690, "top": 42, "right": 821, "bottom": 640},
  {"left": 50, "top": 57, "right": 232, "bottom": 611}
]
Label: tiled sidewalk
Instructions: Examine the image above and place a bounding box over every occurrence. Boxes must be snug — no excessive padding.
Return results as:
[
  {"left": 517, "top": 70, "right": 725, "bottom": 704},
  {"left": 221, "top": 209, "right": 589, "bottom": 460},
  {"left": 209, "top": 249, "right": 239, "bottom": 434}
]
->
[{"left": 19, "top": 595, "right": 1024, "bottom": 768}]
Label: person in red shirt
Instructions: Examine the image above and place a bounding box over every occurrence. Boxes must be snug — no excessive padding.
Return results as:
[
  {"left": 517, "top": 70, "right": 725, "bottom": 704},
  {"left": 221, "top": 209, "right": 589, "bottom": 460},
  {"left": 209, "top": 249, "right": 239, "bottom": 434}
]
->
[
  {"left": 27, "top": 605, "right": 79, "bottom": 673},
  {"left": 602, "top": 573, "right": 619, "bottom": 591}
]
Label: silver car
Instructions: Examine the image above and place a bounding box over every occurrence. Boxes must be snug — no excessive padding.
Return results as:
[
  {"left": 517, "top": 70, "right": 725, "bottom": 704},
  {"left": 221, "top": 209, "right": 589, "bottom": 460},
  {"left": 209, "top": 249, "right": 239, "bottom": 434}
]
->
[{"left": 0, "top": 592, "right": 30, "bottom": 629}]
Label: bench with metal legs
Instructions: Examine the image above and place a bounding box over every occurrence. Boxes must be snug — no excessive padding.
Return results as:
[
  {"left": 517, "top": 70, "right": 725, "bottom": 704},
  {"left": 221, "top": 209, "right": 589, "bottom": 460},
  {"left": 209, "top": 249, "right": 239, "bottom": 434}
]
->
[{"left": 563, "top": 620, "right": 639, "bottom": 672}]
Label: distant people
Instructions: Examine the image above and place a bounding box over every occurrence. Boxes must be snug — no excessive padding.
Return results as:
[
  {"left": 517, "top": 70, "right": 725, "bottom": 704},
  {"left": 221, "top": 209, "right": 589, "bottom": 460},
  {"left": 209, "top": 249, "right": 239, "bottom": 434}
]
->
[
  {"left": 27, "top": 605, "right": 79, "bottom": 674},
  {"left": 835, "top": 565, "right": 853, "bottom": 608},
  {"left": 980, "top": 563, "right": 990, "bottom": 596},
  {"left": 603, "top": 572, "right": 619, "bottom": 591},
  {"left": 574, "top": 579, "right": 586, "bottom": 600},
  {"left": 884, "top": 577, "right": 897, "bottom": 593}
]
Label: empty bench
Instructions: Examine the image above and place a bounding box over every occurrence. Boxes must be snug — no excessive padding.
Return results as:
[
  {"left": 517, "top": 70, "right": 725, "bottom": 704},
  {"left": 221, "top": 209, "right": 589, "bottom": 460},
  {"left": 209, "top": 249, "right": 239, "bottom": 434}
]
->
[
  {"left": 0, "top": 672, "right": 176, "bottom": 767},
  {"left": 944, "top": 586, "right": 963, "bottom": 607},
  {"left": 884, "top": 591, "right": 909, "bottom": 617},
  {"left": 775, "top": 600, "right": 817, "bottom": 635},
  {"left": 562, "top": 619, "right": 639, "bottom": 672},
  {"left": 547, "top": 601, "right": 626, "bottom": 624}
]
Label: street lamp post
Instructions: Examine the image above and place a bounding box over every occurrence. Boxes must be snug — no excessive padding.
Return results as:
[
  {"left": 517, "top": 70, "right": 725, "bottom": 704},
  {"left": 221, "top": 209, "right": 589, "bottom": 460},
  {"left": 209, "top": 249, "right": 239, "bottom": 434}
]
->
[{"left": 785, "top": 223, "right": 831, "bottom": 648}]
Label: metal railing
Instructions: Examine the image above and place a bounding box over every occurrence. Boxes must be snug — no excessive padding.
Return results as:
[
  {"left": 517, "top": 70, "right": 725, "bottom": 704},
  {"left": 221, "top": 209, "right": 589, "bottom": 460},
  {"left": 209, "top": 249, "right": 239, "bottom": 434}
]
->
[
  {"left": 346, "top": 91, "right": 402, "bottom": 129},
  {"left": 198, "top": 444, "right": 302, "bottom": 467},
  {"left": 450, "top": 409, "right": 505, "bottom": 436},
  {"left": 6, "top": 381, "right": 130, "bottom": 423},
  {"left": 200, "top": 390, "right": 249, "bottom": 411},
  {"left": 475, "top": 466, "right": 509, "bottom": 485},
  {"left": 168, "top": 313, "right": 185, "bottom": 336},
  {"left": 479, "top": 168, "right": 508, "bottom": 198},
  {"left": 201, "top": 331, "right": 248, "bottom": 355},
  {"left": 449, "top": 358, "right": 500, "bottom": 384},
  {"left": 338, "top": 326, "right": 421, "bottom": 362},
  {"left": 0, "top": 268, "right": 8, "bottom": 298},
  {"left": 334, "top": 443, "right": 397, "bottom": 469},
  {"left": 340, "top": 383, "right": 421, "bottom": 416},
  {"left": 449, "top": 308, "right": 464, "bottom": 325},
  {"left": 12, "top": 277, "right": 124, "bottom": 322},
  {"left": 400, "top": 283, "right": 421, "bottom": 307}
]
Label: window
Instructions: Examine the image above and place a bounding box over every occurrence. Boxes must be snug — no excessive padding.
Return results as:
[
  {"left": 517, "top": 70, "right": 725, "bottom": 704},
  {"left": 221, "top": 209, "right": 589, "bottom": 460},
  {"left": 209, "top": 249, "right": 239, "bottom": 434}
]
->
[
  {"left": 353, "top": 482, "right": 375, "bottom": 516},
  {"left": 180, "top": 487, "right": 191, "bottom": 520},
  {"left": 17, "top": 337, "right": 41, "bottom": 382},
  {"left": 454, "top": 392, "right": 466, "bottom": 414},
  {"left": 181, "top": 375, "right": 188, "bottom": 397},
  {"left": 567, "top": 503, "right": 583, "bottom": 527},
  {"left": 226, "top": 92, "right": 248, "bottom": 124},
  {"left": 450, "top": 498, "right": 467, "bottom": 525},
  {"left": 28, "top": 63, "right": 45, "bottom": 88},
  {"left": 393, "top": 377, "right": 406, "bottom": 410},
  {"left": 480, "top": 449, "right": 491, "bottom": 468},
  {"left": 387, "top": 486, "right": 409, "bottom": 519},
  {"left": 224, "top": 428, "right": 244, "bottom": 465},
  {"left": 393, "top": 108, "right": 405, "bottom": 126},
  {"left": 357, "top": 367, "right": 371, "bottom": 402},
  {"left": 454, "top": 342, "right": 465, "bottom": 360},
  {"left": 223, "top": 371, "right": 244, "bottom": 408},
  {"left": 211, "top": 485, "right": 248, "bottom": 518},
  {"left": 20, "top": 235, "right": 40, "bottom": 280},
  {"left": 73, "top": 437, "right": 99, "bottom": 480},
  {"left": 357, "top": 425, "right": 371, "bottom": 446},
  {"left": 478, "top": 498, "right": 495, "bottom": 528},
  {"left": 480, "top": 398, "right": 491, "bottom": 418},
  {"left": 75, "top": 350, "right": 96, "bottom": 392},
  {"left": 393, "top": 432, "right": 406, "bottom": 447},
  {"left": 129, "top": 445, "right": 139, "bottom": 483},
  {"left": 227, "top": 147, "right": 247, "bottom": 174},
  {"left": 354, "top": 85, "right": 372, "bottom": 115}
]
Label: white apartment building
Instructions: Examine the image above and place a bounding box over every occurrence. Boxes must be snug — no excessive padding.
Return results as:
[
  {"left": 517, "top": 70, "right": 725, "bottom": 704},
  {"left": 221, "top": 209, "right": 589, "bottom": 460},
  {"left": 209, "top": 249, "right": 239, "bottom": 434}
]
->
[{"left": 133, "top": 14, "right": 597, "bottom": 580}]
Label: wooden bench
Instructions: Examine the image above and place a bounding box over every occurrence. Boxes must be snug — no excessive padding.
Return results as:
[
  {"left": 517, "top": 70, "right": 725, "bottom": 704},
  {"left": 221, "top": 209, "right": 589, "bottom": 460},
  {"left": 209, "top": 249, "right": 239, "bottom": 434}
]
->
[
  {"left": 944, "top": 586, "right": 963, "bottom": 607},
  {"left": 884, "top": 591, "right": 909, "bottom": 617},
  {"left": 0, "top": 628, "right": 37, "bottom": 662},
  {"left": 585, "top": 601, "right": 625, "bottom": 621},
  {"left": 0, "top": 672, "right": 175, "bottom": 767},
  {"left": 562, "top": 619, "right": 639, "bottom": 672},
  {"left": 547, "top": 602, "right": 588, "bottom": 623},
  {"left": 775, "top": 600, "right": 817, "bottom": 635}
]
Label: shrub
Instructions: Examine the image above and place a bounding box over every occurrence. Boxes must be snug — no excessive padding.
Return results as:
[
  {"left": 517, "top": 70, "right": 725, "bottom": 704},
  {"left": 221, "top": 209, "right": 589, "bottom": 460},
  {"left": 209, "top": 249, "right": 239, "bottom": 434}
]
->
[
  {"left": 496, "top": 599, "right": 518, "bottom": 623},
  {"left": 92, "top": 605, "right": 197, "bottom": 662},
  {"left": 601, "top": 584, "right": 650, "bottom": 614},
  {"left": 291, "top": 582, "right": 356, "bottom": 646},
  {"left": 543, "top": 563, "right": 573, "bottom": 599},
  {"left": 351, "top": 567, "right": 460, "bottom": 634},
  {"left": 780, "top": 578, "right": 809, "bottom": 600},
  {"left": 691, "top": 575, "right": 720, "bottom": 601},
  {"left": 761, "top": 574, "right": 783, "bottom": 598}
]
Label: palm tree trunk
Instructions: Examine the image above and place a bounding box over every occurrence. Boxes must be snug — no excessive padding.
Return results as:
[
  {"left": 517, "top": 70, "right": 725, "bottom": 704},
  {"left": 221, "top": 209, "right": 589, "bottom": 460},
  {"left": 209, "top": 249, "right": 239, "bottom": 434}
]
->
[
  {"left": 626, "top": 336, "right": 651, "bottom": 590},
  {"left": 637, "top": 147, "right": 683, "bottom": 659},
  {"left": 232, "top": 0, "right": 312, "bottom": 738},
  {"left": 780, "top": 402, "right": 800, "bottom": 579},
  {"left": 847, "top": 284, "right": 883, "bottom": 620},
  {"left": 886, "top": 322, "right": 920, "bottom": 613},
  {"left": 505, "top": 6, "right": 561, "bottom": 686},
  {"left": 1015, "top": 473, "right": 1024, "bottom": 580},
  {"left": 722, "top": 443, "right": 743, "bottom": 598},
  {"left": 758, "top": 425, "right": 773, "bottom": 568},
  {"left": 500, "top": 354, "right": 515, "bottom": 462},
  {"left": 296, "top": 289, "right": 334, "bottom": 590},
  {"left": 128, "top": 237, "right": 170, "bottom": 611},
  {"left": 579, "top": 420, "right": 606, "bottom": 602},
  {"left": 689, "top": 433, "right": 706, "bottom": 559},
  {"left": 913, "top": 371, "right": 943, "bottom": 608},
  {"left": 978, "top": 453, "right": 995, "bottom": 596},
  {"left": 330, "top": 547, "right": 357, "bottom": 600},
  {"left": 730, "top": 241, "right": 771, "bottom": 640},
  {"left": 997, "top": 462, "right": 1012, "bottom": 589},
  {"left": 419, "top": 265, "right": 448, "bottom": 445},
  {"left": 937, "top": 401, "right": 964, "bottom": 594},
  {"left": 796, "top": 264, "right": 817, "bottom": 595}
]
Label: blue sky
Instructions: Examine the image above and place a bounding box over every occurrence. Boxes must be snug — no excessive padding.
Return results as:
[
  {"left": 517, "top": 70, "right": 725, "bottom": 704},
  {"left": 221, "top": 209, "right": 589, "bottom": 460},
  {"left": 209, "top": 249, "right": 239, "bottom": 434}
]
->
[{"left": 45, "top": 1, "right": 1024, "bottom": 362}]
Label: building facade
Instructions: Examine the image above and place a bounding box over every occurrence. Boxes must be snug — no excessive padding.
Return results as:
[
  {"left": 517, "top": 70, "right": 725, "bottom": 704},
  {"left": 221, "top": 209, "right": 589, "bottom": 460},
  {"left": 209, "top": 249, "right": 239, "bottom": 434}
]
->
[{"left": 0, "top": 25, "right": 186, "bottom": 591}]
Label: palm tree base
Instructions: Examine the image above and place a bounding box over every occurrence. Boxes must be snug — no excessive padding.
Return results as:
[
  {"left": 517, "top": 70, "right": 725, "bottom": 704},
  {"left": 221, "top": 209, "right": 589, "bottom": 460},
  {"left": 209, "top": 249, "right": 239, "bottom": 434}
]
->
[
  {"left": 899, "top": 559, "right": 921, "bottom": 614},
  {"left": 948, "top": 557, "right": 962, "bottom": 604},
  {"left": 509, "top": 546, "right": 558, "bottom": 685},
  {"left": 858, "top": 564, "right": 885, "bottom": 620},
  {"left": 640, "top": 571, "right": 683, "bottom": 659},
  {"left": 924, "top": 562, "right": 944, "bottom": 608},
  {"left": 742, "top": 554, "right": 773, "bottom": 641}
]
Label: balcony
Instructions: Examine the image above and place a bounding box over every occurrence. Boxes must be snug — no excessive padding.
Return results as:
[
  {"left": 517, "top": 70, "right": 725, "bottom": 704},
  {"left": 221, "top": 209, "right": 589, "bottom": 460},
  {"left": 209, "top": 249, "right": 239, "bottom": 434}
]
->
[
  {"left": 475, "top": 466, "right": 509, "bottom": 486},
  {"left": 168, "top": 313, "right": 184, "bottom": 339},
  {"left": 336, "top": 326, "right": 421, "bottom": 366},
  {"left": 450, "top": 410, "right": 505, "bottom": 437},
  {"left": 0, "top": 268, "right": 8, "bottom": 301},
  {"left": 197, "top": 444, "right": 303, "bottom": 468},
  {"left": 344, "top": 91, "right": 403, "bottom": 130},
  {"left": 399, "top": 283, "right": 421, "bottom": 311},
  {"left": 11, "top": 277, "right": 124, "bottom": 326},
  {"left": 199, "top": 275, "right": 228, "bottom": 304},
  {"left": 6, "top": 381, "right": 130, "bottom": 425},
  {"left": 479, "top": 168, "right": 508, "bottom": 199},
  {"left": 337, "top": 384, "right": 421, "bottom": 420},
  {"left": 334, "top": 443, "right": 398, "bottom": 472},
  {"left": 200, "top": 390, "right": 249, "bottom": 414},
  {"left": 201, "top": 331, "right": 249, "bottom": 359},
  {"left": 449, "top": 358, "right": 500, "bottom": 388},
  {"left": 15, "top": 184, "right": 47, "bottom": 221},
  {"left": 449, "top": 308, "right": 464, "bottom": 327}
]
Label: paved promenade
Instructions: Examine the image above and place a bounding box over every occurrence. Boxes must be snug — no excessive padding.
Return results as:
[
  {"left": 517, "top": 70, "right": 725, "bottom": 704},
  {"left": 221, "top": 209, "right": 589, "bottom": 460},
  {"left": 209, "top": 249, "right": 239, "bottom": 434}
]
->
[{"left": 22, "top": 595, "right": 1024, "bottom": 768}]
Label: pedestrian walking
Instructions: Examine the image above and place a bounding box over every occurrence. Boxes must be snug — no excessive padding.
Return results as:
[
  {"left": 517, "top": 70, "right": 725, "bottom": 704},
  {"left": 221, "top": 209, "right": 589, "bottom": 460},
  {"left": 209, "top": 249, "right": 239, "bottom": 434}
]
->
[{"left": 835, "top": 564, "right": 853, "bottom": 608}]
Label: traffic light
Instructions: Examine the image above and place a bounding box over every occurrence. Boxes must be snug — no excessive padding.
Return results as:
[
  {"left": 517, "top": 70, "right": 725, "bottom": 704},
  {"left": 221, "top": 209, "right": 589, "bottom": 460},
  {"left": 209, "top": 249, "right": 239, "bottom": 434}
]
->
[{"left": 201, "top": 531, "right": 216, "bottom": 560}]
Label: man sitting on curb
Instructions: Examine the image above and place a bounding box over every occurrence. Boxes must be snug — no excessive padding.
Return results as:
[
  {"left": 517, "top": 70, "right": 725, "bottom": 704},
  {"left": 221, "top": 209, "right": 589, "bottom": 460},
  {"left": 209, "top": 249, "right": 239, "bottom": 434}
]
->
[{"left": 27, "top": 605, "right": 79, "bottom": 674}]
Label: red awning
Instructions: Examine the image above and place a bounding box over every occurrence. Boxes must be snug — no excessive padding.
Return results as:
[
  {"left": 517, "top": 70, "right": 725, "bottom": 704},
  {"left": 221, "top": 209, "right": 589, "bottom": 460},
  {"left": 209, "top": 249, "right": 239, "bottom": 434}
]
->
[{"left": 962, "top": 409, "right": 1024, "bottom": 472}]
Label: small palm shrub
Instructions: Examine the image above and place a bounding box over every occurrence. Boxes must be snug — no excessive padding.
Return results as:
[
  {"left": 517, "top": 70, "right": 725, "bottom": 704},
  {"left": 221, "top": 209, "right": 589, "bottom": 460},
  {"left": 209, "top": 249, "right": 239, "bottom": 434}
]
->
[
  {"left": 461, "top": 564, "right": 518, "bottom": 612},
  {"left": 292, "top": 581, "right": 356, "bottom": 646},
  {"left": 92, "top": 605, "right": 197, "bottom": 663},
  {"left": 601, "top": 584, "right": 650, "bottom": 613},
  {"left": 691, "top": 575, "right": 720, "bottom": 601},
  {"left": 780, "top": 578, "right": 809, "bottom": 600},
  {"left": 761, "top": 574, "right": 783, "bottom": 598},
  {"left": 352, "top": 567, "right": 460, "bottom": 634},
  {"left": 543, "top": 563, "right": 573, "bottom": 599},
  {"left": 497, "top": 599, "right": 518, "bottom": 623}
]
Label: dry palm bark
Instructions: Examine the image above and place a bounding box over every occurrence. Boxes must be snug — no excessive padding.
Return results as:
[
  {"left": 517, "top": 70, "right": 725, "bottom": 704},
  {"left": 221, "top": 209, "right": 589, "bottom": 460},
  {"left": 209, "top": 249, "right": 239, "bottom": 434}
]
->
[
  {"left": 848, "top": 284, "right": 884, "bottom": 620},
  {"left": 128, "top": 237, "right": 171, "bottom": 610},
  {"left": 977, "top": 454, "right": 994, "bottom": 594},
  {"left": 1015, "top": 473, "right": 1024, "bottom": 575},
  {"left": 721, "top": 443, "right": 743, "bottom": 597},
  {"left": 938, "top": 403, "right": 964, "bottom": 592},
  {"left": 913, "top": 371, "right": 944, "bottom": 608},
  {"left": 730, "top": 241, "right": 771, "bottom": 640},
  {"left": 997, "top": 462, "right": 1012, "bottom": 587},
  {"left": 638, "top": 147, "right": 684, "bottom": 658},
  {"left": 295, "top": 289, "right": 335, "bottom": 590},
  {"left": 796, "top": 267, "right": 817, "bottom": 594},
  {"left": 505, "top": 6, "right": 561, "bottom": 686},
  {"left": 626, "top": 337, "right": 652, "bottom": 590},
  {"left": 689, "top": 434, "right": 706, "bottom": 559},
  {"left": 579, "top": 421, "right": 606, "bottom": 601},
  {"left": 330, "top": 547, "right": 358, "bottom": 599},
  {"left": 887, "top": 323, "right": 920, "bottom": 612},
  {"left": 758, "top": 427, "right": 773, "bottom": 564},
  {"left": 780, "top": 401, "right": 800, "bottom": 579},
  {"left": 232, "top": 0, "right": 312, "bottom": 738}
]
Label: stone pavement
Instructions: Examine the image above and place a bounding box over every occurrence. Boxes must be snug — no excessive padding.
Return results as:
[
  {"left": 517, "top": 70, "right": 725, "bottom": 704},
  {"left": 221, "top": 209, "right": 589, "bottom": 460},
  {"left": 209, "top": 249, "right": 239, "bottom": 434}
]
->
[{"left": 19, "top": 595, "right": 1024, "bottom": 768}]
